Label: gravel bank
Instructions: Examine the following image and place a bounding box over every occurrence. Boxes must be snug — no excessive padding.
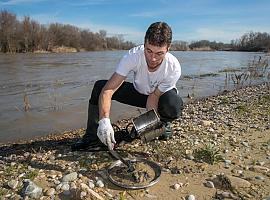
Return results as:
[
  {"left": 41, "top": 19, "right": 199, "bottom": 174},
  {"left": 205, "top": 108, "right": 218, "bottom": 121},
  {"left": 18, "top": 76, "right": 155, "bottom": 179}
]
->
[{"left": 0, "top": 83, "right": 269, "bottom": 199}]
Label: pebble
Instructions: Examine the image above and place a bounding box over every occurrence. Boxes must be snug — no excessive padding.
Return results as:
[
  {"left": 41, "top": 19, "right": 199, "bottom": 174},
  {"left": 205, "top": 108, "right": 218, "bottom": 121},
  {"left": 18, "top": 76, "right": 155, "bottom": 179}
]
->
[
  {"left": 241, "top": 141, "right": 249, "bottom": 147},
  {"left": 80, "top": 191, "right": 87, "bottom": 198},
  {"left": 145, "top": 193, "right": 157, "bottom": 198},
  {"left": 256, "top": 161, "right": 265, "bottom": 166},
  {"left": 45, "top": 188, "right": 55, "bottom": 196},
  {"left": 70, "top": 182, "right": 77, "bottom": 189},
  {"left": 54, "top": 180, "right": 61, "bottom": 185},
  {"left": 173, "top": 183, "right": 180, "bottom": 190},
  {"left": 186, "top": 194, "right": 195, "bottom": 200},
  {"left": 88, "top": 180, "right": 95, "bottom": 189},
  {"left": 7, "top": 179, "right": 19, "bottom": 189},
  {"left": 224, "top": 160, "right": 232, "bottom": 165},
  {"left": 250, "top": 166, "right": 270, "bottom": 173},
  {"left": 204, "top": 181, "right": 215, "bottom": 188},
  {"left": 186, "top": 155, "right": 194, "bottom": 160},
  {"left": 96, "top": 180, "right": 104, "bottom": 188},
  {"left": 201, "top": 120, "right": 213, "bottom": 126},
  {"left": 255, "top": 176, "right": 265, "bottom": 180},
  {"left": 61, "top": 183, "right": 70, "bottom": 191}
]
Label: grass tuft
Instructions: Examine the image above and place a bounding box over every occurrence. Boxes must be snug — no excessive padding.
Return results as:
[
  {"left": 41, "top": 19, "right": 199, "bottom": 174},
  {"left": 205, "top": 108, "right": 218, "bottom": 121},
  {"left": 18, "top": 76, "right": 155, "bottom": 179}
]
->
[{"left": 194, "top": 144, "right": 223, "bottom": 165}]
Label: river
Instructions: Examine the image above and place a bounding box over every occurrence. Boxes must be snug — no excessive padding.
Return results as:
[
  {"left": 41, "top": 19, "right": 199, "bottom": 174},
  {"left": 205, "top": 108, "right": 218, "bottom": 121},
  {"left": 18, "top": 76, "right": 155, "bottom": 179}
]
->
[{"left": 0, "top": 50, "right": 268, "bottom": 143}]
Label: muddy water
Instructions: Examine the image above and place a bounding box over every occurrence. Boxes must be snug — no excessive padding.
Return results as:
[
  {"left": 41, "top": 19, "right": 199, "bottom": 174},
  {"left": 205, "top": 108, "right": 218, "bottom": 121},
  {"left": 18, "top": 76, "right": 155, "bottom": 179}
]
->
[{"left": 0, "top": 51, "right": 267, "bottom": 143}]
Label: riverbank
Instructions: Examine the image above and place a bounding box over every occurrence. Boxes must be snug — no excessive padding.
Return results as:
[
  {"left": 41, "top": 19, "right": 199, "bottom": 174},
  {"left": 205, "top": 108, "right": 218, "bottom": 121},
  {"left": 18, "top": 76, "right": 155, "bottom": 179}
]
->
[{"left": 0, "top": 83, "right": 269, "bottom": 199}]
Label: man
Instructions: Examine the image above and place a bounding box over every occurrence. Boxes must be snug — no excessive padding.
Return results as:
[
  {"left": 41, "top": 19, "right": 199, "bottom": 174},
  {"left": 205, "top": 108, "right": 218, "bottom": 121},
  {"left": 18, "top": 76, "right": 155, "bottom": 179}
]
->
[{"left": 72, "top": 22, "right": 183, "bottom": 151}]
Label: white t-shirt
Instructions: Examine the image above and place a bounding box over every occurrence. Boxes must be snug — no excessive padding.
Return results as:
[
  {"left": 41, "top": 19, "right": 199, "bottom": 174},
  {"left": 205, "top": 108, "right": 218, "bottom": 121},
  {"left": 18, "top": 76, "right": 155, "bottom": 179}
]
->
[{"left": 116, "top": 45, "right": 181, "bottom": 95}]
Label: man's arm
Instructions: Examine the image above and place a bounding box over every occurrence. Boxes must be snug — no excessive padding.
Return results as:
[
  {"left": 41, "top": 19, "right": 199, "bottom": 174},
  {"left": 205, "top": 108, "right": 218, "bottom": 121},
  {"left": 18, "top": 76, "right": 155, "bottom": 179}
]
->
[
  {"left": 98, "top": 72, "right": 126, "bottom": 119},
  {"left": 146, "top": 88, "right": 163, "bottom": 111}
]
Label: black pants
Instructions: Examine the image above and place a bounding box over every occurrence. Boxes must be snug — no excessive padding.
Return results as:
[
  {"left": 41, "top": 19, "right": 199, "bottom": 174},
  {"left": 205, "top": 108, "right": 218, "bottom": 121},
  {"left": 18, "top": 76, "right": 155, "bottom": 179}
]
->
[{"left": 89, "top": 80, "right": 183, "bottom": 122}]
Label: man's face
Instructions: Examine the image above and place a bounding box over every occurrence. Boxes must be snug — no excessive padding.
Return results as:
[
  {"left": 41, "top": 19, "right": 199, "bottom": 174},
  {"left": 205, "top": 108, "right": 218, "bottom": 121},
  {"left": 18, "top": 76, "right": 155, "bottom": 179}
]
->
[{"left": 144, "top": 41, "right": 169, "bottom": 70}]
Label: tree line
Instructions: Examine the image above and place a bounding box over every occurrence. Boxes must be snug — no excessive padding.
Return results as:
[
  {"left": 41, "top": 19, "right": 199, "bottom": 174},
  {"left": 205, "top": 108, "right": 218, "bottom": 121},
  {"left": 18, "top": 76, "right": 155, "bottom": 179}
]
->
[
  {"left": 1, "top": 10, "right": 270, "bottom": 53},
  {"left": 0, "top": 10, "right": 135, "bottom": 53},
  {"left": 171, "top": 32, "right": 270, "bottom": 52}
]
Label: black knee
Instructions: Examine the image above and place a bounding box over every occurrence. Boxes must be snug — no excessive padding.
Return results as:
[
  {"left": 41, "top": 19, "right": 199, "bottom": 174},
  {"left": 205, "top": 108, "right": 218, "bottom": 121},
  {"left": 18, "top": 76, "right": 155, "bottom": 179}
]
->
[
  {"left": 158, "top": 89, "right": 183, "bottom": 122},
  {"left": 89, "top": 80, "right": 107, "bottom": 105}
]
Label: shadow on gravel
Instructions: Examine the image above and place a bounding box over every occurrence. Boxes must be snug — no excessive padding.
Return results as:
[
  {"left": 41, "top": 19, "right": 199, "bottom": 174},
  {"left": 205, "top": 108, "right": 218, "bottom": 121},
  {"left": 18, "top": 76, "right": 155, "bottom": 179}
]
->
[{"left": 0, "top": 137, "right": 77, "bottom": 157}]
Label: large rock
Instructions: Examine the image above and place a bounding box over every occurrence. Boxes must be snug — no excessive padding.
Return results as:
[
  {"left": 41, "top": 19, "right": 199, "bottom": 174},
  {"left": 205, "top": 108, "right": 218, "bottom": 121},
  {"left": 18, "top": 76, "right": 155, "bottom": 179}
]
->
[
  {"left": 21, "top": 179, "right": 43, "bottom": 199},
  {"left": 210, "top": 174, "right": 251, "bottom": 190},
  {"left": 227, "top": 175, "right": 251, "bottom": 189},
  {"left": 62, "top": 172, "right": 78, "bottom": 182}
]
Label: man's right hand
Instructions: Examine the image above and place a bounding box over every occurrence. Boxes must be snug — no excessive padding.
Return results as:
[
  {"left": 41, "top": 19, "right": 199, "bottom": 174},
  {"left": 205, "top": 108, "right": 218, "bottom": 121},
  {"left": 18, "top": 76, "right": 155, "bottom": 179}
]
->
[{"left": 97, "top": 118, "right": 116, "bottom": 150}]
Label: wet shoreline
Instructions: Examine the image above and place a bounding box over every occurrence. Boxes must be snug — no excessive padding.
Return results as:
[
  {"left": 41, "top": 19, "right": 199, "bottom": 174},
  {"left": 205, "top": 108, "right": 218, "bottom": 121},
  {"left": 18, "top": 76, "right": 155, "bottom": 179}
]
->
[{"left": 1, "top": 82, "right": 268, "bottom": 147}]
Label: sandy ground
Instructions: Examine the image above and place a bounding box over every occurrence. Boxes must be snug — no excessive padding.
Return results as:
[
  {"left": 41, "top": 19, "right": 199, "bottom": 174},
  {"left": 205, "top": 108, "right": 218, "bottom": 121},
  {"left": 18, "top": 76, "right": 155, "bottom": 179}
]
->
[{"left": 0, "top": 83, "right": 269, "bottom": 200}]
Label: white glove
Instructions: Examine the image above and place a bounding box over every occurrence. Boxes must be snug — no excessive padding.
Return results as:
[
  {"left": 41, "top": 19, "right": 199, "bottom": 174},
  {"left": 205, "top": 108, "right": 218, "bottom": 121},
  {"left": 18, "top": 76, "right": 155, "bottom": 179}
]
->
[{"left": 97, "top": 118, "right": 116, "bottom": 150}]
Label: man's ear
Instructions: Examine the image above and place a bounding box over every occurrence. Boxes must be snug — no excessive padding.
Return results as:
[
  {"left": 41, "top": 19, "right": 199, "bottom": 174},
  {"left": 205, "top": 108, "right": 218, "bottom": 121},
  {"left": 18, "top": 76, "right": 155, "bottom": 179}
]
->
[{"left": 167, "top": 44, "right": 171, "bottom": 51}]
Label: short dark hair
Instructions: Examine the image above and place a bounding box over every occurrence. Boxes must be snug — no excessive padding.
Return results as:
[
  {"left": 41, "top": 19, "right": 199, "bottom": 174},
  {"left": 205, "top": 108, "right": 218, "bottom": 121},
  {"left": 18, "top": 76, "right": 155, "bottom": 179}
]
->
[{"left": 144, "top": 22, "right": 172, "bottom": 47}]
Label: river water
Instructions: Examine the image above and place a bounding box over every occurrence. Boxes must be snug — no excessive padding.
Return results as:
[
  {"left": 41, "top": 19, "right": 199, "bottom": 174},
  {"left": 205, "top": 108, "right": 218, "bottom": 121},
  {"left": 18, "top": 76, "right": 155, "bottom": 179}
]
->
[{"left": 0, "top": 51, "right": 268, "bottom": 143}]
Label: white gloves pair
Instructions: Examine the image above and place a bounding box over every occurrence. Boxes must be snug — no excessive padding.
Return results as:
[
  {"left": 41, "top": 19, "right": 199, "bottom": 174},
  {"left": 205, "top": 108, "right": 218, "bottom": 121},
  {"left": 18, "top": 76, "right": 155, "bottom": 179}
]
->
[{"left": 97, "top": 118, "right": 116, "bottom": 150}]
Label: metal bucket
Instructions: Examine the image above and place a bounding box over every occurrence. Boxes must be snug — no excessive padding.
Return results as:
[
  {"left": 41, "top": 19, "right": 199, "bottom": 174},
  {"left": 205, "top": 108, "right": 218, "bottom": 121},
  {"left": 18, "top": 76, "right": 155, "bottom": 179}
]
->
[
  {"left": 132, "top": 109, "right": 160, "bottom": 134},
  {"left": 130, "top": 109, "right": 165, "bottom": 142}
]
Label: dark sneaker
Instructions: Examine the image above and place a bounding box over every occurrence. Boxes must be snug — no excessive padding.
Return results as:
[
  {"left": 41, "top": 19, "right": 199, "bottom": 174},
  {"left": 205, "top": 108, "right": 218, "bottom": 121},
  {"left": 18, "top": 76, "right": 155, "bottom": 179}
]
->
[
  {"left": 71, "top": 138, "right": 105, "bottom": 151},
  {"left": 159, "top": 122, "right": 173, "bottom": 140},
  {"left": 114, "top": 130, "right": 135, "bottom": 143}
]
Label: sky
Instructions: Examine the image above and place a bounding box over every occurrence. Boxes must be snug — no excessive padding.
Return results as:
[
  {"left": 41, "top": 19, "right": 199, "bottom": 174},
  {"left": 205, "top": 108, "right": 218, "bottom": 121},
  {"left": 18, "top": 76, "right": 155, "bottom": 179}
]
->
[{"left": 1, "top": 0, "right": 270, "bottom": 44}]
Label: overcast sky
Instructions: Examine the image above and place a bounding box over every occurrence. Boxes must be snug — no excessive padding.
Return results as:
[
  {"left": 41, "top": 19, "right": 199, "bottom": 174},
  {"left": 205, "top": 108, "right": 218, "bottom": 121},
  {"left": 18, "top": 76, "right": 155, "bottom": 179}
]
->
[{"left": 1, "top": 0, "right": 270, "bottom": 44}]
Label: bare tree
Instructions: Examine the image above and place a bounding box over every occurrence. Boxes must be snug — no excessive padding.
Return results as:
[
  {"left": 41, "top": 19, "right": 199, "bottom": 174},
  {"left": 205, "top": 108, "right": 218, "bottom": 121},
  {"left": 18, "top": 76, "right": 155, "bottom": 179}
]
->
[
  {"left": 0, "top": 10, "right": 135, "bottom": 53},
  {"left": 0, "top": 10, "right": 19, "bottom": 52}
]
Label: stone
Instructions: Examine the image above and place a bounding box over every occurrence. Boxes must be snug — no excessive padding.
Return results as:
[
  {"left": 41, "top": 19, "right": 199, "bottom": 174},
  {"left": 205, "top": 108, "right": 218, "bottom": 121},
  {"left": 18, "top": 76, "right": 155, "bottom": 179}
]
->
[
  {"left": 61, "top": 183, "right": 70, "bottom": 191},
  {"left": 70, "top": 182, "right": 77, "bottom": 189},
  {"left": 227, "top": 175, "right": 251, "bottom": 189},
  {"left": 204, "top": 181, "right": 215, "bottom": 188},
  {"left": 104, "top": 190, "right": 114, "bottom": 198},
  {"left": 186, "top": 155, "right": 194, "bottom": 160},
  {"left": 7, "top": 179, "right": 19, "bottom": 189},
  {"left": 96, "top": 180, "right": 104, "bottom": 188},
  {"left": 256, "top": 161, "right": 265, "bottom": 166},
  {"left": 250, "top": 166, "right": 269, "bottom": 173},
  {"left": 224, "top": 160, "right": 232, "bottom": 165},
  {"left": 80, "top": 191, "right": 87, "bottom": 198},
  {"left": 88, "top": 180, "right": 95, "bottom": 189},
  {"left": 56, "top": 183, "right": 63, "bottom": 191},
  {"left": 22, "top": 180, "right": 43, "bottom": 199},
  {"left": 173, "top": 183, "right": 180, "bottom": 190},
  {"left": 62, "top": 172, "right": 78, "bottom": 182},
  {"left": 201, "top": 120, "right": 213, "bottom": 126},
  {"left": 241, "top": 141, "right": 249, "bottom": 147},
  {"left": 186, "top": 194, "right": 195, "bottom": 200},
  {"left": 45, "top": 188, "right": 55, "bottom": 196},
  {"left": 145, "top": 193, "right": 158, "bottom": 198},
  {"left": 81, "top": 183, "right": 104, "bottom": 200},
  {"left": 255, "top": 176, "right": 265, "bottom": 180}
]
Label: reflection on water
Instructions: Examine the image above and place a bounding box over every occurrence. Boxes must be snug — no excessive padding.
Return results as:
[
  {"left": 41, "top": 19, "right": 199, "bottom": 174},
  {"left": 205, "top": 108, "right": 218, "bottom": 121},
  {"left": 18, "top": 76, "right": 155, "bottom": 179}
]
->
[{"left": 0, "top": 51, "right": 268, "bottom": 143}]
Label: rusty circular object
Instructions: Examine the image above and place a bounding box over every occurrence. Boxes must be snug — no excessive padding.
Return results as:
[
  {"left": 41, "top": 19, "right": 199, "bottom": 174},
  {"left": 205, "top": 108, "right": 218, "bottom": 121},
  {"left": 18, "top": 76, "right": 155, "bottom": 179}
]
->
[{"left": 107, "top": 157, "right": 161, "bottom": 189}]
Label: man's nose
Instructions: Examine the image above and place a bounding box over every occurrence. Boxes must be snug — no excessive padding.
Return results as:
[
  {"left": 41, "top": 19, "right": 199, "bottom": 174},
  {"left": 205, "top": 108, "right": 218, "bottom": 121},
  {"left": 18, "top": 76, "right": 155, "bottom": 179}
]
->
[{"left": 150, "top": 54, "right": 157, "bottom": 61}]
